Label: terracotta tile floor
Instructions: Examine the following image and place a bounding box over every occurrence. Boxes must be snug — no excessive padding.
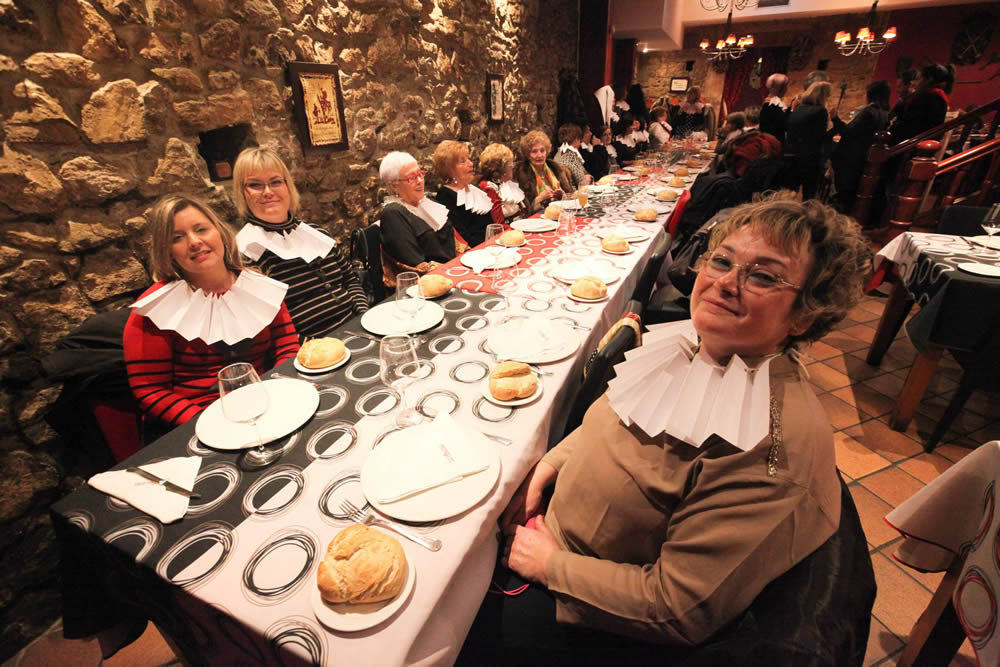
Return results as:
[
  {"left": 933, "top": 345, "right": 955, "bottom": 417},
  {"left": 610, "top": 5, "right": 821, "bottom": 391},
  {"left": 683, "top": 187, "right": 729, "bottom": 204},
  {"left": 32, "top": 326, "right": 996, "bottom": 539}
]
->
[{"left": 6, "top": 295, "right": 995, "bottom": 666}]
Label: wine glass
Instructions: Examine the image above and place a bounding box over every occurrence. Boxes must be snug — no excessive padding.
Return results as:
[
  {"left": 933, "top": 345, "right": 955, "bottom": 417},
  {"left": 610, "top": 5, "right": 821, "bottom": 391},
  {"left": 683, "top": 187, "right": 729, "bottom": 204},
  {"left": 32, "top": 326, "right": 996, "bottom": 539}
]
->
[
  {"left": 485, "top": 223, "right": 505, "bottom": 270},
  {"left": 379, "top": 335, "right": 424, "bottom": 428},
  {"left": 218, "top": 362, "right": 276, "bottom": 467},
  {"left": 981, "top": 205, "right": 1000, "bottom": 239},
  {"left": 557, "top": 211, "right": 575, "bottom": 255},
  {"left": 493, "top": 266, "right": 524, "bottom": 323},
  {"left": 395, "top": 271, "right": 424, "bottom": 333}
]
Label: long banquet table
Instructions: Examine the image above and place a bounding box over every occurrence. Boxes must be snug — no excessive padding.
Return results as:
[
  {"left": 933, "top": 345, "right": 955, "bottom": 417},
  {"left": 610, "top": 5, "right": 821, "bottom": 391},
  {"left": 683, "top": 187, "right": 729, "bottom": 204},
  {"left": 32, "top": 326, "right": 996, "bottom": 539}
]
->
[{"left": 51, "top": 160, "right": 700, "bottom": 666}]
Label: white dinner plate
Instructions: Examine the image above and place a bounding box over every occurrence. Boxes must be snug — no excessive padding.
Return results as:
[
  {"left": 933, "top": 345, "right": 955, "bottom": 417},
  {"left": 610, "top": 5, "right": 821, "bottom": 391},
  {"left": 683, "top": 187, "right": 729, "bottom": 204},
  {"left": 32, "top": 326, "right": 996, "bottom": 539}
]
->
[
  {"left": 626, "top": 202, "right": 672, "bottom": 214},
  {"left": 480, "top": 376, "right": 543, "bottom": 407},
  {"left": 648, "top": 188, "right": 681, "bottom": 200},
  {"left": 461, "top": 249, "right": 520, "bottom": 271},
  {"left": 406, "top": 284, "right": 451, "bottom": 300},
  {"left": 595, "top": 227, "right": 651, "bottom": 243},
  {"left": 971, "top": 236, "right": 1000, "bottom": 251},
  {"left": 567, "top": 291, "right": 609, "bottom": 303},
  {"left": 511, "top": 218, "right": 558, "bottom": 233},
  {"left": 497, "top": 239, "right": 527, "bottom": 248},
  {"left": 660, "top": 176, "right": 691, "bottom": 185},
  {"left": 549, "top": 261, "right": 620, "bottom": 285},
  {"left": 293, "top": 347, "right": 351, "bottom": 375},
  {"left": 195, "top": 378, "right": 318, "bottom": 450},
  {"left": 311, "top": 557, "right": 416, "bottom": 632},
  {"left": 487, "top": 318, "right": 579, "bottom": 364},
  {"left": 361, "top": 424, "right": 501, "bottom": 523},
  {"left": 613, "top": 174, "right": 637, "bottom": 181},
  {"left": 360, "top": 300, "right": 445, "bottom": 336},
  {"left": 602, "top": 247, "right": 634, "bottom": 255},
  {"left": 956, "top": 262, "right": 1000, "bottom": 277}
]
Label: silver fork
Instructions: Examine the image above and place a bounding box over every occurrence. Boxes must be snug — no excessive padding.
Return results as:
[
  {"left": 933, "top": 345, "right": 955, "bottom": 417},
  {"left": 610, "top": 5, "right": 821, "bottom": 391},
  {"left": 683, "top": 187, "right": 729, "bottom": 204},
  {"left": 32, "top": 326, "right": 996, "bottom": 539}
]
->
[
  {"left": 485, "top": 349, "right": 552, "bottom": 376},
  {"left": 340, "top": 500, "right": 441, "bottom": 552}
]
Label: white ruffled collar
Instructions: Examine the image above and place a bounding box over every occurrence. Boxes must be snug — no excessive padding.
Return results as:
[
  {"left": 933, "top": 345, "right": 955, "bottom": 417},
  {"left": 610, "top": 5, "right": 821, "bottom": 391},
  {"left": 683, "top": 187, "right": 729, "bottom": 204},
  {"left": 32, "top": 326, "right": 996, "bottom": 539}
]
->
[
  {"left": 618, "top": 134, "right": 637, "bottom": 148},
  {"left": 454, "top": 184, "right": 493, "bottom": 215},
  {"left": 388, "top": 196, "right": 450, "bottom": 232},
  {"left": 559, "top": 142, "right": 584, "bottom": 161},
  {"left": 606, "top": 143, "right": 618, "bottom": 159},
  {"left": 766, "top": 96, "right": 787, "bottom": 110},
  {"left": 498, "top": 180, "right": 525, "bottom": 204},
  {"left": 236, "top": 221, "right": 334, "bottom": 263},
  {"left": 580, "top": 141, "right": 593, "bottom": 152},
  {"left": 605, "top": 320, "right": 774, "bottom": 452},
  {"left": 131, "top": 270, "right": 288, "bottom": 346}
]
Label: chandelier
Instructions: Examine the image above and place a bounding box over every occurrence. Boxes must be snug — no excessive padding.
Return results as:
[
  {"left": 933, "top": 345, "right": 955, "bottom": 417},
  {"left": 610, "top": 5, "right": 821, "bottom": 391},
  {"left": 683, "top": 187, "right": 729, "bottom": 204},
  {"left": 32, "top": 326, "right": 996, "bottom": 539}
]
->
[
  {"left": 835, "top": 1, "right": 897, "bottom": 56},
  {"left": 699, "top": 11, "right": 754, "bottom": 61},
  {"left": 700, "top": 0, "right": 758, "bottom": 10}
]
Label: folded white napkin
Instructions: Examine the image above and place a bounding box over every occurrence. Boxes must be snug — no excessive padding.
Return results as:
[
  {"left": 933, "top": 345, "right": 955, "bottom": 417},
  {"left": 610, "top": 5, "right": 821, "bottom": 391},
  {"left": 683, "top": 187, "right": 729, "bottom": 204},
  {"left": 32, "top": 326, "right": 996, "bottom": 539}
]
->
[
  {"left": 236, "top": 222, "right": 335, "bottom": 263},
  {"left": 132, "top": 270, "right": 288, "bottom": 346},
  {"left": 465, "top": 248, "right": 519, "bottom": 274},
  {"left": 373, "top": 413, "right": 491, "bottom": 503},
  {"left": 89, "top": 457, "right": 202, "bottom": 524}
]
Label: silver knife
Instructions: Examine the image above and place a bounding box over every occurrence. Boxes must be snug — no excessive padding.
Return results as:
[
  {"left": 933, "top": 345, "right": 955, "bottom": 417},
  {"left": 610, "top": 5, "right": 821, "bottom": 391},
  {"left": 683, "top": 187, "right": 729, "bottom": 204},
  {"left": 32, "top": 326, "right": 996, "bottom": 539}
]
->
[
  {"left": 344, "top": 329, "right": 381, "bottom": 342},
  {"left": 126, "top": 467, "right": 200, "bottom": 498}
]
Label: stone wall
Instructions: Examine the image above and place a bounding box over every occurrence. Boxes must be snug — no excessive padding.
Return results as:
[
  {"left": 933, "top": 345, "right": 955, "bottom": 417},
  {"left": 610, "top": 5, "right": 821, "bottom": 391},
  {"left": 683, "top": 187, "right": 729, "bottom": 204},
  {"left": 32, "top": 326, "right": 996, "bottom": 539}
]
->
[{"left": 0, "top": 0, "right": 578, "bottom": 657}]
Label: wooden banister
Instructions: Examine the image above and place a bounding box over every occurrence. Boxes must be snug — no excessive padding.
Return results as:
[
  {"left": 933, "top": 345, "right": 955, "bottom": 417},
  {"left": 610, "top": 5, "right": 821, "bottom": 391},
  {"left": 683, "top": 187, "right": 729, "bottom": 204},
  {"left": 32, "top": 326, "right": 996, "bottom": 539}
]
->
[
  {"left": 888, "top": 98, "right": 1000, "bottom": 158},
  {"left": 936, "top": 136, "right": 1000, "bottom": 175}
]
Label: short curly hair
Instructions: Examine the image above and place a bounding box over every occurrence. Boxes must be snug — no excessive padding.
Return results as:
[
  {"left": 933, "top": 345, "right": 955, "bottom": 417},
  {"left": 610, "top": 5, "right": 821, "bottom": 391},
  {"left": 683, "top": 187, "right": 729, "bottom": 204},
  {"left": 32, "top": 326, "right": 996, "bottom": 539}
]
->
[
  {"left": 432, "top": 140, "right": 469, "bottom": 180},
  {"left": 705, "top": 193, "right": 873, "bottom": 349},
  {"left": 479, "top": 143, "right": 514, "bottom": 183},
  {"left": 519, "top": 130, "right": 551, "bottom": 161}
]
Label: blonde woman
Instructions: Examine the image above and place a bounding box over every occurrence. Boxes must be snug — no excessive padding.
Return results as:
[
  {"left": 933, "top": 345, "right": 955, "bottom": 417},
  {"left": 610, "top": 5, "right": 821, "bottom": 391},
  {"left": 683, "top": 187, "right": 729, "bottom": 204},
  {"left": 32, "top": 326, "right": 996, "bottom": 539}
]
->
[
  {"left": 786, "top": 81, "right": 833, "bottom": 200},
  {"left": 515, "top": 130, "right": 574, "bottom": 214},
  {"left": 478, "top": 143, "right": 527, "bottom": 224}
]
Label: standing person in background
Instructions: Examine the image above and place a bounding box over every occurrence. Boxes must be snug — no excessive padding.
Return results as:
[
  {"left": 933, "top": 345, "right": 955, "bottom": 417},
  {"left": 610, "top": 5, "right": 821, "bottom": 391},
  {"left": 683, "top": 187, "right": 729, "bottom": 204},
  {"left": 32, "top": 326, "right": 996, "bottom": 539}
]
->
[
  {"left": 786, "top": 81, "right": 833, "bottom": 200},
  {"left": 888, "top": 69, "right": 917, "bottom": 126},
  {"left": 671, "top": 87, "right": 708, "bottom": 139},
  {"left": 553, "top": 123, "right": 593, "bottom": 190},
  {"left": 478, "top": 143, "right": 528, "bottom": 224},
  {"left": 760, "top": 74, "right": 789, "bottom": 145},
  {"left": 433, "top": 140, "right": 495, "bottom": 246},
  {"left": 889, "top": 64, "right": 954, "bottom": 145},
  {"left": 648, "top": 107, "right": 672, "bottom": 150},
  {"left": 626, "top": 83, "right": 649, "bottom": 124},
  {"left": 830, "top": 81, "right": 890, "bottom": 212}
]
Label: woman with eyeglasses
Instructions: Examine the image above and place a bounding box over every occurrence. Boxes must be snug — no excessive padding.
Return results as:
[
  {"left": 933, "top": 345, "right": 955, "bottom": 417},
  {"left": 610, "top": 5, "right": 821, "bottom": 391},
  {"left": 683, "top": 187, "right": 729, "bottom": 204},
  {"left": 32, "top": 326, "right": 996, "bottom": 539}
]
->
[
  {"left": 461, "top": 195, "right": 871, "bottom": 661},
  {"left": 378, "top": 151, "right": 462, "bottom": 287},
  {"left": 232, "top": 147, "right": 368, "bottom": 338}
]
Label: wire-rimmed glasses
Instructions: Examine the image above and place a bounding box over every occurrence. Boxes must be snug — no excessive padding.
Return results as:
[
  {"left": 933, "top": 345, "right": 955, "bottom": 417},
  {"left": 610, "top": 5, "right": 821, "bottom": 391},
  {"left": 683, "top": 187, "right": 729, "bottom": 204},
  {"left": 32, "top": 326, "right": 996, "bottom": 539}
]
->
[{"left": 696, "top": 253, "right": 801, "bottom": 294}]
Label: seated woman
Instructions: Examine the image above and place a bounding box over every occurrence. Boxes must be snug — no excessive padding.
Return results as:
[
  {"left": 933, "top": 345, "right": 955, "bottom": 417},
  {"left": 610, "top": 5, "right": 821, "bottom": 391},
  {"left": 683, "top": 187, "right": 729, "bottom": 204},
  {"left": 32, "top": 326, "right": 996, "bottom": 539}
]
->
[
  {"left": 463, "top": 195, "right": 871, "bottom": 661},
  {"left": 610, "top": 115, "right": 639, "bottom": 166},
  {"left": 433, "top": 140, "right": 494, "bottom": 247},
  {"left": 478, "top": 143, "right": 527, "bottom": 225},
  {"left": 648, "top": 106, "right": 672, "bottom": 150},
  {"left": 232, "top": 147, "right": 368, "bottom": 339},
  {"left": 516, "top": 130, "right": 574, "bottom": 214},
  {"left": 378, "top": 151, "right": 462, "bottom": 287},
  {"left": 592, "top": 124, "right": 618, "bottom": 175},
  {"left": 553, "top": 123, "right": 592, "bottom": 190},
  {"left": 124, "top": 195, "right": 299, "bottom": 429}
]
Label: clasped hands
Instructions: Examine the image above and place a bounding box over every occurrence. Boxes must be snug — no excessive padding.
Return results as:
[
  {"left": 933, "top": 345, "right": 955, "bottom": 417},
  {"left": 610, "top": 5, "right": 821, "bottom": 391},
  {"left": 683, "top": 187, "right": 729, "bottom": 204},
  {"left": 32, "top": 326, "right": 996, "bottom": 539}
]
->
[{"left": 498, "top": 461, "right": 560, "bottom": 586}]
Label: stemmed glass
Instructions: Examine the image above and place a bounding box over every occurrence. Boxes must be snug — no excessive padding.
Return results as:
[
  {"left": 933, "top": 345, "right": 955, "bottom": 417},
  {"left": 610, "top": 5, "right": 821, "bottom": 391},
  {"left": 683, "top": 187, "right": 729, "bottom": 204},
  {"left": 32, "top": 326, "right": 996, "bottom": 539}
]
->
[
  {"left": 981, "top": 204, "right": 1000, "bottom": 239},
  {"left": 395, "top": 271, "right": 424, "bottom": 333},
  {"left": 493, "top": 266, "right": 524, "bottom": 323},
  {"left": 218, "top": 362, "right": 276, "bottom": 467},
  {"left": 557, "top": 211, "right": 575, "bottom": 258},
  {"left": 485, "top": 223, "right": 505, "bottom": 271},
  {"left": 379, "top": 335, "right": 424, "bottom": 428}
]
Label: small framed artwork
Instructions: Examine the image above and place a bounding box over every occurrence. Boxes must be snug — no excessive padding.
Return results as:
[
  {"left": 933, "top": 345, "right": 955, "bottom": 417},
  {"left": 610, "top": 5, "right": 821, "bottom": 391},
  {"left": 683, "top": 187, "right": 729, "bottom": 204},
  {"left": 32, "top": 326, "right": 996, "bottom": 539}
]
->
[
  {"left": 486, "top": 74, "right": 504, "bottom": 124},
  {"left": 287, "top": 61, "right": 349, "bottom": 152},
  {"left": 670, "top": 77, "right": 690, "bottom": 93}
]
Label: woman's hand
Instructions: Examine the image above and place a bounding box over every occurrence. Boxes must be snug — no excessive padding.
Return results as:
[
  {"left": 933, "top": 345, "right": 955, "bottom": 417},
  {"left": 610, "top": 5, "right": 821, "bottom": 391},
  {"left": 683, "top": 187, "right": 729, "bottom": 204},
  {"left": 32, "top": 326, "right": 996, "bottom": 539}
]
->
[
  {"left": 503, "top": 515, "right": 560, "bottom": 586},
  {"left": 499, "top": 461, "right": 557, "bottom": 534}
]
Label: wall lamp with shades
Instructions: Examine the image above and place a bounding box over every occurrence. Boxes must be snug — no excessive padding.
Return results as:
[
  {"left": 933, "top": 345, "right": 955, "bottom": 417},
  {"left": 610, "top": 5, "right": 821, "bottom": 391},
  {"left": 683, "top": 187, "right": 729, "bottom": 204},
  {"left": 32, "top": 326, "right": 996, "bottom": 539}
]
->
[{"left": 835, "top": 1, "right": 896, "bottom": 56}]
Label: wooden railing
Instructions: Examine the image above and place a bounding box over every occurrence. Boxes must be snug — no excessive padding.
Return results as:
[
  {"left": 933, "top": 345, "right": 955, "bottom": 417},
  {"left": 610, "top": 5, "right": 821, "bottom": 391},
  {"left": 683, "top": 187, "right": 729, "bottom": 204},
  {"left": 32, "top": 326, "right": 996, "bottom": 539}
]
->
[{"left": 852, "top": 97, "right": 1000, "bottom": 230}]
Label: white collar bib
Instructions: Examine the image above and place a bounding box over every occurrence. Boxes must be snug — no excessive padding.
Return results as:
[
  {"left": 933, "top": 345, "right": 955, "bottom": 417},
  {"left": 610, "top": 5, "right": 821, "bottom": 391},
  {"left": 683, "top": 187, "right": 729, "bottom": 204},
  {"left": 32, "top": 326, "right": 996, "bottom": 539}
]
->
[
  {"left": 236, "top": 221, "right": 334, "bottom": 263},
  {"left": 390, "top": 196, "right": 450, "bottom": 231},
  {"left": 131, "top": 270, "right": 288, "bottom": 346},
  {"left": 498, "top": 180, "right": 525, "bottom": 204},
  {"left": 605, "top": 320, "right": 774, "bottom": 452},
  {"left": 766, "top": 96, "right": 787, "bottom": 110},
  {"left": 455, "top": 184, "right": 493, "bottom": 215},
  {"left": 559, "top": 142, "right": 583, "bottom": 161}
]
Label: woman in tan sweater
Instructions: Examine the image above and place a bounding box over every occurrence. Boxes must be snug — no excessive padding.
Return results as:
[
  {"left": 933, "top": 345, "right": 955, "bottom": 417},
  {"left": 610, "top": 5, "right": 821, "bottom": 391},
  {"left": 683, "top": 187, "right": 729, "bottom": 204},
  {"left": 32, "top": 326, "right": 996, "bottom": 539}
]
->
[{"left": 463, "top": 195, "right": 871, "bottom": 661}]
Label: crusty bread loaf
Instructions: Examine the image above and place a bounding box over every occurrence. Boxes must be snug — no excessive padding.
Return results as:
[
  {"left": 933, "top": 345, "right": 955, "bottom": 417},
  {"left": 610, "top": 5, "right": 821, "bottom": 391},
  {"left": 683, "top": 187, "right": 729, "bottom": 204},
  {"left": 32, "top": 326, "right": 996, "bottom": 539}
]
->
[
  {"left": 570, "top": 275, "right": 607, "bottom": 300},
  {"left": 489, "top": 361, "right": 537, "bottom": 401},
  {"left": 674, "top": 166, "right": 689, "bottom": 177},
  {"left": 633, "top": 208, "right": 658, "bottom": 222},
  {"left": 418, "top": 274, "right": 453, "bottom": 298},
  {"left": 317, "top": 525, "right": 407, "bottom": 605},
  {"left": 597, "top": 175, "right": 614, "bottom": 185},
  {"left": 656, "top": 188, "right": 679, "bottom": 202},
  {"left": 667, "top": 176, "right": 685, "bottom": 187},
  {"left": 601, "top": 234, "right": 630, "bottom": 252},
  {"left": 685, "top": 158, "right": 701, "bottom": 168},
  {"left": 544, "top": 203, "right": 563, "bottom": 220},
  {"left": 297, "top": 337, "right": 346, "bottom": 369},
  {"left": 498, "top": 229, "right": 525, "bottom": 246}
]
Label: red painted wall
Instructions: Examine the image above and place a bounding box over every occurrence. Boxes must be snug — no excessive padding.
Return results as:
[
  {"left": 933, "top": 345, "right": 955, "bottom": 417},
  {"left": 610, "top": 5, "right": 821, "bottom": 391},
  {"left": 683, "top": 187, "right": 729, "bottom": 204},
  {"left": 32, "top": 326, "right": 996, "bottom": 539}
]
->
[{"left": 873, "top": 3, "right": 1000, "bottom": 111}]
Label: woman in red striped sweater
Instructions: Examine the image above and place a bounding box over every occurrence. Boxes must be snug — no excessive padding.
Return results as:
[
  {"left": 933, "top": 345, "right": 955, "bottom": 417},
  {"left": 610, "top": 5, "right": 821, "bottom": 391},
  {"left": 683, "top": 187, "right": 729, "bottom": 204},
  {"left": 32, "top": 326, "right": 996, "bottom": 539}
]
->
[{"left": 123, "top": 195, "right": 299, "bottom": 432}]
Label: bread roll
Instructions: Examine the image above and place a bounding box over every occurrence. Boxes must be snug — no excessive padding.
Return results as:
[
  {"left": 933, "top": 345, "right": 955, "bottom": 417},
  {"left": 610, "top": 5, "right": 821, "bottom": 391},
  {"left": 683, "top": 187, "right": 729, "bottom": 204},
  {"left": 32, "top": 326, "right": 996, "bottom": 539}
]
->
[
  {"left": 317, "top": 525, "right": 407, "bottom": 605},
  {"left": 634, "top": 208, "right": 658, "bottom": 222},
  {"left": 297, "top": 337, "right": 346, "bottom": 369},
  {"left": 498, "top": 229, "right": 525, "bottom": 246},
  {"left": 489, "top": 361, "right": 537, "bottom": 401},
  {"left": 544, "top": 203, "right": 563, "bottom": 220},
  {"left": 685, "top": 158, "right": 700, "bottom": 168},
  {"left": 597, "top": 175, "right": 614, "bottom": 185},
  {"left": 656, "top": 188, "right": 679, "bottom": 202},
  {"left": 637, "top": 166, "right": 651, "bottom": 176},
  {"left": 601, "top": 234, "right": 630, "bottom": 252},
  {"left": 570, "top": 275, "right": 607, "bottom": 300},
  {"left": 667, "top": 176, "right": 685, "bottom": 187},
  {"left": 674, "top": 166, "right": 689, "bottom": 177},
  {"left": 417, "top": 274, "right": 453, "bottom": 298}
]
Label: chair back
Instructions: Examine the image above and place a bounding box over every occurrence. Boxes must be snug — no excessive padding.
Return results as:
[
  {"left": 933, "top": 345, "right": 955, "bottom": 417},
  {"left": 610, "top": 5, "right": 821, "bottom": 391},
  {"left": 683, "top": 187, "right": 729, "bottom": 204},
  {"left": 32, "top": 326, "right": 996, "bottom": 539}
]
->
[
  {"left": 631, "top": 232, "right": 671, "bottom": 304},
  {"left": 561, "top": 301, "right": 642, "bottom": 438},
  {"left": 938, "top": 205, "right": 990, "bottom": 236},
  {"left": 666, "top": 188, "right": 691, "bottom": 236},
  {"left": 350, "top": 223, "right": 386, "bottom": 305}
]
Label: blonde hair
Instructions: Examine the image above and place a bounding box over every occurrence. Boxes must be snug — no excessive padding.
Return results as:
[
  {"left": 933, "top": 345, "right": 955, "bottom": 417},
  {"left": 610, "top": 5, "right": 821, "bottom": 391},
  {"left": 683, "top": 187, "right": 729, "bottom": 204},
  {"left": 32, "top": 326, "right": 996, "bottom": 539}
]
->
[
  {"left": 800, "top": 81, "right": 833, "bottom": 107},
  {"left": 518, "top": 130, "right": 551, "bottom": 161},
  {"left": 706, "top": 193, "right": 872, "bottom": 348},
  {"left": 479, "top": 143, "right": 514, "bottom": 183},
  {"left": 432, "top": 140, "right": 469, "bottom": 180},
  {"left": 148, "top": 195, "right": 244, "bottom": 283},
  {"left": 232, "top": 146, "right": 300, "bottom": 218}
]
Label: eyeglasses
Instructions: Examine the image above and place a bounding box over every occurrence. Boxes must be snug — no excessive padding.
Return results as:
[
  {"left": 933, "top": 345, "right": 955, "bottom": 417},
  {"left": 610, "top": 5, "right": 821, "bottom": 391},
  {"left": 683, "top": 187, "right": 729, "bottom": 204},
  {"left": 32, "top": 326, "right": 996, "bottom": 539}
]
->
[
  {"left": 697, "top": 252, "right": 801, "bottom": 294},
  {"left": 245, "top": 178, "right": 287, "bottom": 193},
  {"left": 395, "top": 170, "right": 426, "bottom": 185}
]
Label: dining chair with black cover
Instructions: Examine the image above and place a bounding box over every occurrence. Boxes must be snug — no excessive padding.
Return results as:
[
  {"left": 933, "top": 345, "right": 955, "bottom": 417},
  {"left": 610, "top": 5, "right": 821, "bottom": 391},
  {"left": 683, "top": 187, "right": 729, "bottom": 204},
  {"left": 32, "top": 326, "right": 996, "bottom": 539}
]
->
[
  {"left": 630, "top": 232, "right": 671, "bottom": 306},
  {"left": 937, "top": 205, "right": 990, "bottom": 236},
  {"left": 350, "top": 223, "right": 386, "bottom": 306}
]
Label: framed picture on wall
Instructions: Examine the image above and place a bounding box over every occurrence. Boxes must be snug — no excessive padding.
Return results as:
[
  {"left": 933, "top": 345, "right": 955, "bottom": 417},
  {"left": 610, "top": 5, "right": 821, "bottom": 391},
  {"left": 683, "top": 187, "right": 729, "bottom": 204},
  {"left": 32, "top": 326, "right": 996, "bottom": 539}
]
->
[
  {"left": 670, "top": 77, "right": 690, "bottom": 93},
  {"left": 486, "top": 74, "right": 504, "bottom": 123},
  {"left": 287, "top": 61, "right": 349, "bottom": 152}
]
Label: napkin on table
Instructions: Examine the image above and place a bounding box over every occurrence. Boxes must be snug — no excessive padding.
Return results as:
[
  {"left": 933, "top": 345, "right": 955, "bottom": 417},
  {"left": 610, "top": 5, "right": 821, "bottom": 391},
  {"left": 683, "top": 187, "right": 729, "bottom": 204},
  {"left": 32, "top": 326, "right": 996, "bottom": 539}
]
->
[
  {"left": 466, "top": 248, "right": 520, "bottom": 274},
  {"left": 88, "top": 456, "right": 202, "bottom": 524}
]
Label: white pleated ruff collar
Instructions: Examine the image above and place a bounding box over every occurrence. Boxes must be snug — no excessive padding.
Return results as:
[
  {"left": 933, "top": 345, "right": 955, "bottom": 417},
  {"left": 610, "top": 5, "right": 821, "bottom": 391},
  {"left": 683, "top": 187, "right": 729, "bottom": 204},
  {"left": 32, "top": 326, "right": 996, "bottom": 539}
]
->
[
  {"left": 498, "top": 180, "right": 525, "bottom": 204},
  {"left": 606, "top": 320, "right": 775, "bottom": 452},
  {"left": 455, "top": 184, "right": 493, "bottom": 215},
  {"left": 388, "top": 196, "right": 450, "bottom": 232},
  {"left": 236, "top": 221, "right": 334, "bottom": 263},
  {"left": 131, "top": 271, "right": 288, "bottom": 346}
]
